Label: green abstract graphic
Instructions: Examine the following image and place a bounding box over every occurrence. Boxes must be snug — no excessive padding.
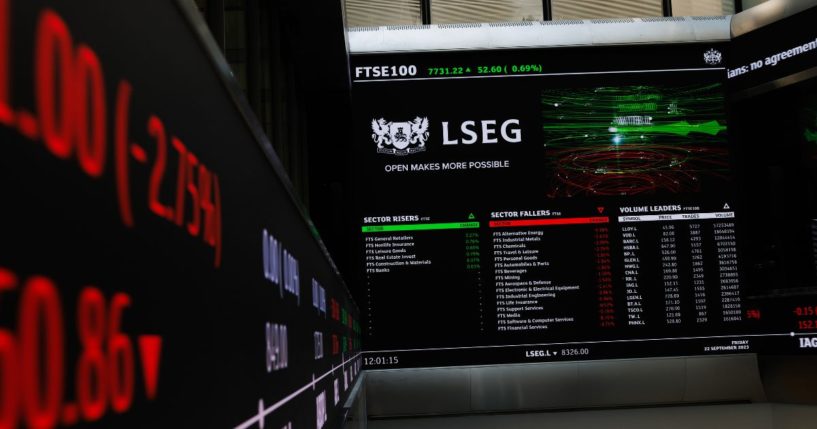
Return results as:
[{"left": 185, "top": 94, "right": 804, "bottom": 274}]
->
[
  {"left": 806, "top": 128, "right": 817, "bottom": 144},
  {"left": 541, "top": 84, "right": 729, "bottom": 196}
]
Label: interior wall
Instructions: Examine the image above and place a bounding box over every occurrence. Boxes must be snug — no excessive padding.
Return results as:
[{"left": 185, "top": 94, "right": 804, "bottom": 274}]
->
[
  {"left": 759, "top": 356, "right": 817, "bottom": 405},
  {"left": 742, "top": 0, "right": 771, "bottom": 9}
]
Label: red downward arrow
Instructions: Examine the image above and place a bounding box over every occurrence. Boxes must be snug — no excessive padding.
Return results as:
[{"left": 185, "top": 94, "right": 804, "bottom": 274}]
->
[
  {"left": 138, "top": 335, "right": 163, "bottom": 399},
  {"left": 597, "top": 207, "right": 605, "bottom": 214}
]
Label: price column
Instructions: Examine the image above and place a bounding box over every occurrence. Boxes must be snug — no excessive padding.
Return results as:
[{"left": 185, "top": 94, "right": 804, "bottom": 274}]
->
[{"left": 661, "top": 224, "right": 682, "bottom": 325}]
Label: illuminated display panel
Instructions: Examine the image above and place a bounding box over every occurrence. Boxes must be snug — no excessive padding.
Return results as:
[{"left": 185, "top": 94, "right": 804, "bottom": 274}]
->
[
  {"left": 728, "top": 6, "right": 817, "bottom": 347},
  {"left": 350, "top": 41, "right": 813, "bottom": 369},
  {"left": 0, "top": 1, "right": 360, "bottom": 428}
]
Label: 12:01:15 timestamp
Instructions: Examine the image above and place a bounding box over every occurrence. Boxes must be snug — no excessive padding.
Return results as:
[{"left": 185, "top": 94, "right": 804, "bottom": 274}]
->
[{"left": 364, "top": 355, "right": 400, "bottom": 366}]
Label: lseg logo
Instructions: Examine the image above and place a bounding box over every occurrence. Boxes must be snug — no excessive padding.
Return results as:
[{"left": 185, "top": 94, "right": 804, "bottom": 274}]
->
[
  {"left": 371, "top": 117, "right": 522, "bottom": 156},
  {"left": 371, "top": 117, "right": 429, "bottom": 156}
]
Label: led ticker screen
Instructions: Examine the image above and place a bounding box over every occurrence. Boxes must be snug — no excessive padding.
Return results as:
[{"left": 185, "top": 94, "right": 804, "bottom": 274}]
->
[
  {"left": 350, "top": 42, "right": 817, "bottom": 369},
  {"left": 0, "top": 1, "right": 360, "bottom": 428},
  {"left": 727, "top": 5, "right": 817, "bottom": 346},
  {"left": 727, "top": 5, "right": 817, "bottom": 94}
]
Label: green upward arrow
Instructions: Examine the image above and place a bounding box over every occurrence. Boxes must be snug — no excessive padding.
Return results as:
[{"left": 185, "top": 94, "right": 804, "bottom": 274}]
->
[{"left": 468, "top": 213, "right": 475, "bottom": 220}]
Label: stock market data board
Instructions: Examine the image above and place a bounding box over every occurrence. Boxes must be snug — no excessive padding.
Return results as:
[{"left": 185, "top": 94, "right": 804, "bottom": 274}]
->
[
  {"left": 0, "top": 1, "right": 360, "bottom": 428},
  {"left": 350, "top": 41, "right": 817, "bottom": 369}
]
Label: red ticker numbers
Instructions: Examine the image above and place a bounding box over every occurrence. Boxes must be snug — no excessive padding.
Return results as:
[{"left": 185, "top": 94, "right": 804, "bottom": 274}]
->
[
  {"left": 794, "top": 305, "right": 817, "bottom": 317},
  {"left": 594, "top": 225, "right": 615, "bottom": 328},
  {"left": 0, "top": 1, "right": 223, "bottom": 267},
  {"left": 792, "top": 306, "right": 817, "bottom": 331},
  {"left": 0, "top": 267, "right": 162, "bottom": 429}
]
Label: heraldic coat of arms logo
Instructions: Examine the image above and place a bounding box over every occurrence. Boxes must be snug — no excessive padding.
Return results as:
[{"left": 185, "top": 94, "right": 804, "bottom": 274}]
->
[
  {"left": 371, "top": 117, "right": 429, "bottom": 155},
  {"left": 703, "top": 48, "right": 722, "bottom": 66}
]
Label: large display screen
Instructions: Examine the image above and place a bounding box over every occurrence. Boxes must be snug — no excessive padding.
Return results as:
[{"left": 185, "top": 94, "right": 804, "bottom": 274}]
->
[
  {"left": 0, "top": 1, "right": 360, "bottom": 428},
  {"left": 727, "top": 5, "right": 817, "bottom": 348},
  {"left": 350, "top": 41, "right": 816, "bottom": 369}
]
